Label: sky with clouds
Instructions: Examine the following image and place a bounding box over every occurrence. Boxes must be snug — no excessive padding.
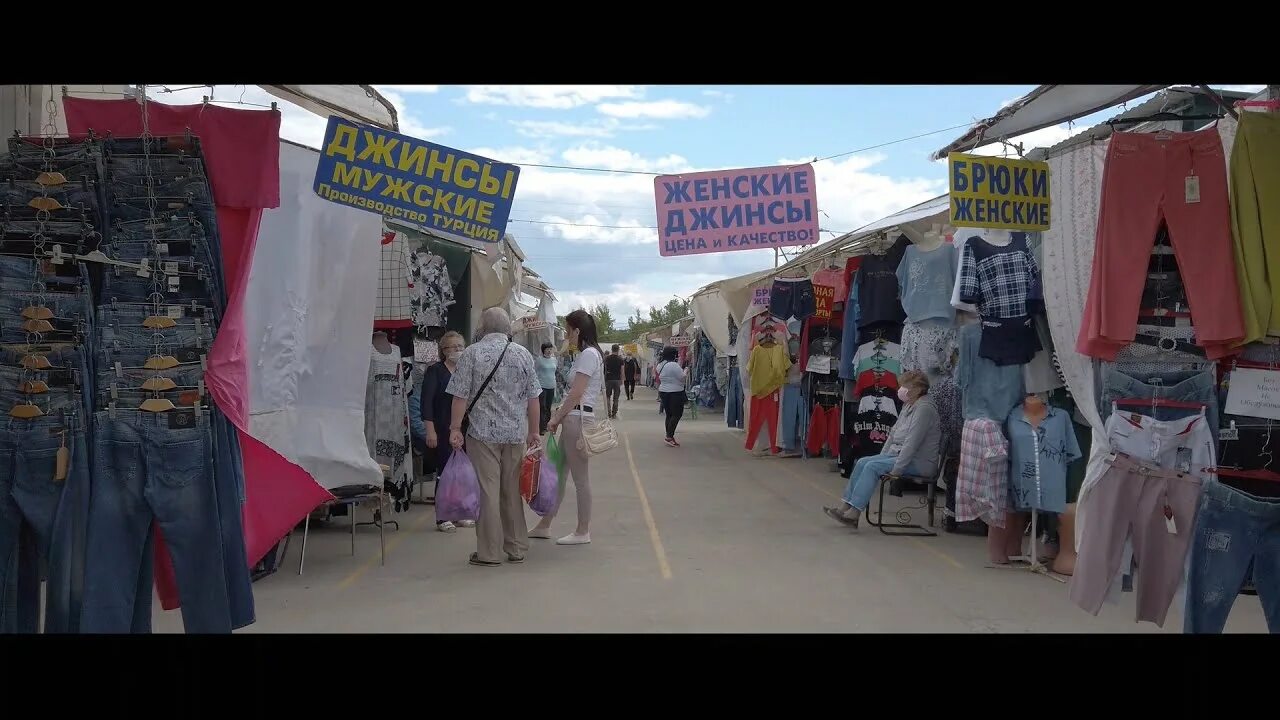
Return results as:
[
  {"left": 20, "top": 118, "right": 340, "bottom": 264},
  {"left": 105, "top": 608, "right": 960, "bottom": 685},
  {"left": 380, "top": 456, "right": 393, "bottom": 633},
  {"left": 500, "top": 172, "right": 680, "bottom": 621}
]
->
[{"left": 144, "top": 84, "right": 1265, "bottom": 323}]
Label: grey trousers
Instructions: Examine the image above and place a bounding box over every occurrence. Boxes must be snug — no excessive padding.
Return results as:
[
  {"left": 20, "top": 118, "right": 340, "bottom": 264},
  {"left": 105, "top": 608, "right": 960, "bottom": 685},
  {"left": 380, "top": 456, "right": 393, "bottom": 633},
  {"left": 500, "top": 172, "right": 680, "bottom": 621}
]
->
[{"left": 468, "top": 438, "right": 530, "bottom": 562}]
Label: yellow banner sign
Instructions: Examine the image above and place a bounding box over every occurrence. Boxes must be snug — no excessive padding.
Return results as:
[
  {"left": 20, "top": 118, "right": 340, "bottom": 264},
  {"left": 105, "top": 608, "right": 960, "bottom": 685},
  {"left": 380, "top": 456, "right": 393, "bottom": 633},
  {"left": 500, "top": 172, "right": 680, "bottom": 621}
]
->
[{"left": 948, "top": 152, "right": 1051, "bottom": 231}]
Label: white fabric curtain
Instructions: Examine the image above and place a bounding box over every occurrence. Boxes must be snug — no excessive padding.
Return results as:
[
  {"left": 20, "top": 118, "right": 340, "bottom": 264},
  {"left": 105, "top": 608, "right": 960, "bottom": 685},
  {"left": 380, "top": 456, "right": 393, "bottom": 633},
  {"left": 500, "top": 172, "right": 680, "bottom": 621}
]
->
[
  {"left": 245, "top": 141, "right": 384, "bottom": 490},
  {"left": 691, "top": 290, "right": 733, "bottom": 354},
  {"left": 1041, "top": 139, "right": 1110, "bottom": 547}
]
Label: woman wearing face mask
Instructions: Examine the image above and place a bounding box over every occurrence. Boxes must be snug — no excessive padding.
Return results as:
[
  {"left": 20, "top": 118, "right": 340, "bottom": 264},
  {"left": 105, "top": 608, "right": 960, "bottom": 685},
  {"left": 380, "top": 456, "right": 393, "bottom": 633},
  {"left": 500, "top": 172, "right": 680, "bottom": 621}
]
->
[
  {"left": 420, "top": 331, "right": 475, "bottom": 533},
  {"left": 823, "top": 371, "right": 941, "bottom": 528},
  {"left": 530, "top": 309, "right": 602, "bottom": 546},
  {"left": 536, "top": 342, "right": 558, "bottom": 434}
]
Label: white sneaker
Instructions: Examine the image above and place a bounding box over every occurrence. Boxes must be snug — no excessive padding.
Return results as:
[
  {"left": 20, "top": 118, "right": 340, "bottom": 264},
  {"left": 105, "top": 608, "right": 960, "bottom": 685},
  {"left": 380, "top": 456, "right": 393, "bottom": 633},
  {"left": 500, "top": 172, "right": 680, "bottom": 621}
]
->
[
  {"left": 556, "top": 533, "right": 591, "bottom": 545},
  {"left": 456, "top": 520, "right": 476, "bottom": 528},
  {"left": 437, "top": 521, "right": 457, "bottom": 533}
]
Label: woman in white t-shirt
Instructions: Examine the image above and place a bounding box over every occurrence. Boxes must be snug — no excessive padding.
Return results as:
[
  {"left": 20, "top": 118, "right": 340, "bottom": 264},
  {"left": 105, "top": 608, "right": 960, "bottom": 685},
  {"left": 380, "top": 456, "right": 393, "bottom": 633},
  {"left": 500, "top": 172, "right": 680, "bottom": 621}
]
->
[
  {"left": 656, "top": 347, "right": 688, "bottom": 447},
  {"left": 530, "top": 309, "right": 602, "bottom": 546}
]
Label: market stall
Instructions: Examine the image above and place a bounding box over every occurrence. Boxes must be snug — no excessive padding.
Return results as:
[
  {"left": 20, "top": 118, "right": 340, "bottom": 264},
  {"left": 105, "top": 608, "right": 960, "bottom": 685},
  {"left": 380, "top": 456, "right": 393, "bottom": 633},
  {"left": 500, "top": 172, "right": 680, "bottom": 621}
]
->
[{"left": 934, "top": 84, "right": 1279, "bottom": 632}]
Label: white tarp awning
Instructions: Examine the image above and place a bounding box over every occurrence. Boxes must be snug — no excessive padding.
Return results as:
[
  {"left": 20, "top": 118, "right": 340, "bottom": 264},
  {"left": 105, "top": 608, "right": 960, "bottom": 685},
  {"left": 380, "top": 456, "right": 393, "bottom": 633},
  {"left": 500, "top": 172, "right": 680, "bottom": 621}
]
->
[
  {"left": 261, "top": 85, "right": 399, "bottom": 131},
  {"left": 931, "top": 84, "right": 1169, "bottom": 159}
]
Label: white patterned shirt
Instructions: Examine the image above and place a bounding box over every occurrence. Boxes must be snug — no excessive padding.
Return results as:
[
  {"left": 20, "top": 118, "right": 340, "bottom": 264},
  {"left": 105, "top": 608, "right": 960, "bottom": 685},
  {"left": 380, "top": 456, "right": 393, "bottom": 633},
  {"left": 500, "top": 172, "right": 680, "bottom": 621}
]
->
[{"left": 446, "top": 333, "right": 541, "bottom": 444}]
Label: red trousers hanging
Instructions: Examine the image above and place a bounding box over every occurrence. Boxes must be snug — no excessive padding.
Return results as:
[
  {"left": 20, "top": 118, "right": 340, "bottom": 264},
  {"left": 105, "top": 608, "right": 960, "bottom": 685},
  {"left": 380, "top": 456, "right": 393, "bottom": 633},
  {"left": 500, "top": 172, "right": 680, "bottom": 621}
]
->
[
  {"left": 745, "top": 392, "right": 781, "bottom": 454},
  {"left": 806, "top": 403, "right": 841, "bottom": 456}
]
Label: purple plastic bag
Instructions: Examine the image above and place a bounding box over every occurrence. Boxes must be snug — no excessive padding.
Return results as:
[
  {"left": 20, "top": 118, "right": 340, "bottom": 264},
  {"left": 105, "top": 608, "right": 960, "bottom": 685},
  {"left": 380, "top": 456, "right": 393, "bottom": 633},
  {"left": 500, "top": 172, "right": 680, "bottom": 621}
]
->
[
  {"left": 527, "top": 451, "right": 560, "bottom": 516},
  {"left": 436, "top": 449, "right": 480, "bottom": 523}
]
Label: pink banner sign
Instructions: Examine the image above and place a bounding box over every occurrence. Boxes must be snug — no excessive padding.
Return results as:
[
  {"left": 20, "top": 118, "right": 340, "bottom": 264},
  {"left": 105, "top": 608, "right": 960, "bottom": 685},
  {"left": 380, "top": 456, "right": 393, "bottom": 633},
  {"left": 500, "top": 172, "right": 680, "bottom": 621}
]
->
[{"left": 654, "top": 164, "right": 819, "bottom": 257}]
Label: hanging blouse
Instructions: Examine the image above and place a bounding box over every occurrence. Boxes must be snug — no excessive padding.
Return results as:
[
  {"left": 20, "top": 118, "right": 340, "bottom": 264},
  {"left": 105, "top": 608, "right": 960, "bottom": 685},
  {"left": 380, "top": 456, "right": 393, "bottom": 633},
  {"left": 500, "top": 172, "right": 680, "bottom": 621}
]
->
[
  {"left": 375, "top": 230, "right": 413, "bottom": 328},
  {"left": 856, "top": 234, "right": 910, "bottom": 329},
  {"left": 896, "top": 242, "right": 958, "bottom": 324},
  {"left": 410, "top": 251, "right": 455, "bottom": 330},
  {"left": 957, "top": 233, "right": 1042, "bottom": 319},
  {"left": 1005, "top": 405, "right": 1082, "bottom": 514}
]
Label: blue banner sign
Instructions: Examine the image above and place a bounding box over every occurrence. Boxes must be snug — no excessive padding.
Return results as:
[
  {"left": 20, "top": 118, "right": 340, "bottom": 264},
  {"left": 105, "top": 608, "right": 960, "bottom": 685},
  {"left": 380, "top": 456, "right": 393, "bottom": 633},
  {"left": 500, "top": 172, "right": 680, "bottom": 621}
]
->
[{"left": 313, "top": 115, "right": 520, "bottom": 242}]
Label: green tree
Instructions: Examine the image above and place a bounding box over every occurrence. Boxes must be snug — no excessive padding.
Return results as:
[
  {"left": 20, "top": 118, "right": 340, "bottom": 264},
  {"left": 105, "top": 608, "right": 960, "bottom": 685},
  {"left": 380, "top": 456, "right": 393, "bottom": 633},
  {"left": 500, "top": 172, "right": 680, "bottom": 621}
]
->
[{"left": 591, "top": 303, "right": 616, "bottom": 337}]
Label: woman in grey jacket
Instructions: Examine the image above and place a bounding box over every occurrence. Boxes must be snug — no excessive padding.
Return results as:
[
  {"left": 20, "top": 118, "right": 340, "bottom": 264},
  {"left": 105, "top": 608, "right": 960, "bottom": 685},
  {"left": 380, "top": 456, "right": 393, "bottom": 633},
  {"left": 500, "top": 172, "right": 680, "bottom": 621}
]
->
[{"left": 824, "top": 371, "right": 942, "bottom": 528}]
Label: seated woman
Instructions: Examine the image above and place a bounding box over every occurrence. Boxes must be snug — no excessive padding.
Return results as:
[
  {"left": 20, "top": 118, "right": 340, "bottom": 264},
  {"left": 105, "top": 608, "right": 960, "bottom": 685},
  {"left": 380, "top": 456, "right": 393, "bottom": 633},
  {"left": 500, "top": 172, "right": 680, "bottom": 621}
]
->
[{"left": 824, "top": 371, "right": 941, "bottom": 528}]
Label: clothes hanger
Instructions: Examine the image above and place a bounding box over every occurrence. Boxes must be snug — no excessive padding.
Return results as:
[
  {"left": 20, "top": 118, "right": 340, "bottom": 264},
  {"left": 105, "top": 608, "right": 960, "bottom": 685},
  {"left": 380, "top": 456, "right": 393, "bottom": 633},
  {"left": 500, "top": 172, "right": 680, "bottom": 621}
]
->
[{"left": 9, "top": 398, "right": 45, "bottom": 418}]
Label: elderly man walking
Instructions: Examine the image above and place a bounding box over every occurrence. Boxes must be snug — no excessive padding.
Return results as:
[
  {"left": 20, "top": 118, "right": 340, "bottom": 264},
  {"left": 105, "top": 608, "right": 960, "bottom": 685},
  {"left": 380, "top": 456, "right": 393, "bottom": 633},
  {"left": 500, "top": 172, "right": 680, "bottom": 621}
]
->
[{"left": 448, "top": 308, "right": 543, "bottom": 566}]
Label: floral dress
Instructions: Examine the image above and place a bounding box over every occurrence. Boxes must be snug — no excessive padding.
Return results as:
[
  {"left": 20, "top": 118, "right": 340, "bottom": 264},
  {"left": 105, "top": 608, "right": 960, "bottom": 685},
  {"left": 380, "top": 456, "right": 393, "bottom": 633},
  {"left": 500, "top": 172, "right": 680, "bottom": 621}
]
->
[{"left": 365, "top": 345, "right": 412, "bottom": 495}]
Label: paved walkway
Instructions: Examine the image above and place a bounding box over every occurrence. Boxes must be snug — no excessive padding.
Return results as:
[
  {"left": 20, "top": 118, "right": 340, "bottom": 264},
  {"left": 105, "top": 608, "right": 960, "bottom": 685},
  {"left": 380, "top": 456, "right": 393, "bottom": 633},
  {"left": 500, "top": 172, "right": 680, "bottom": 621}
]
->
[{"left": 155, "top": 386, "right": 1269, "bottom": 633}]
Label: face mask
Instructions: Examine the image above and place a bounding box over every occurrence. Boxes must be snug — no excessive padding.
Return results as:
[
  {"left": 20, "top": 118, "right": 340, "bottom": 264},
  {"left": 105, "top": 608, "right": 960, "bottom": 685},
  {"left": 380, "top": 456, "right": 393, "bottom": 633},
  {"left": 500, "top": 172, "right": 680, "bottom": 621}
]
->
[
  {"left": 445, "top": 350, "right": 463, "bottom": 362},
  {"left": 897, "top": 387, "right": 911, "bottom": 403}
]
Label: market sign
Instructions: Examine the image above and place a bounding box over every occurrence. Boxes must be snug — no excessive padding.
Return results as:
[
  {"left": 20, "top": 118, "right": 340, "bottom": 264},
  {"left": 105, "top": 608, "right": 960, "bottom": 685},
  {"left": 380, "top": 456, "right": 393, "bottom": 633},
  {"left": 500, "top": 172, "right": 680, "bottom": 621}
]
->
[
  {"left": 668, "top": 333, "right": 693, "bottom": 347},
  {"left": 520, "top": 319, "right": 549, "bottom": 331},
  {"left": 1225, "top": 368, "right": 1280, "bottom": 421},
  {"left": 813, "top": 283, "right": 836, "bottom": 319},
  {"left": 749, "top": 286, "right": 772, "bottom": 313},
  {"left": 654, "top": 164, "right": 819, "bottom": 257},
  {"left": 948, "top": 152, "right": 1050, "bottom": 232},
  {"left": 314, "top": 115, "right": 520, "bottom": 243},
  {"left": 623, "top": 343, "right": 639, "bottom": 355}
]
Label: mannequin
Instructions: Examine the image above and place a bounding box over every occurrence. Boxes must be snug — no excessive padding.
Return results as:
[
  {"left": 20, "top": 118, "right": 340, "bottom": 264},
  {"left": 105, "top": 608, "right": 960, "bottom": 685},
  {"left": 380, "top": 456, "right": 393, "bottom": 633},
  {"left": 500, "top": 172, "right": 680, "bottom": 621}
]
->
[
  {"left": 979, "top": 228, "right": 1014, "bottom": 247},
  {"left": 986, "top": 393, "right": 1048, "bottom": 563},
  {"left": 373, "top": 330, "right": 394, "bottom": 355},
  {"left": 915, "top": 223, "right": 945, "bottom": 252},
  {"left": 1008, "top": 394, "right": 1047, "bottom": 558},
  {"left": 1053, "top": 503, "right": 1078, "bottom": 575}
]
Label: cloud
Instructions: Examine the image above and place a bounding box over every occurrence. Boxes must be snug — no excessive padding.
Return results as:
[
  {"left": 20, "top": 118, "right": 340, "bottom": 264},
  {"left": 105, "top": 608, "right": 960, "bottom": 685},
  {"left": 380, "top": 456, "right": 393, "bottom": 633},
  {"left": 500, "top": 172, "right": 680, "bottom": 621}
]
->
[
  {"left": 779, "top": 153, "right": 946, "bottom": 237},
  {"left": 512, "top": 119, "right": 618, "bottom": 139},
  {"left": 466, "top": 145, "right": 554, "bottom": 165},
  {"left": 959, "top": 121, "right": 1093, "bottom": 160},
  {"left": 1215, "top": 84, "right": 1266, "bottom": 94},
  {"left": 511, "top": 117, "right": 661, "bottom": 139},
  {"left": 533, "top": 215, "right": 653, "bottom": 246},
  {"left": 597, "top": 100, "right": 711, "bottom": 120},
  {"left": 511, "top": 145, "right": 950, "bottom": 311},
  {"left": 375, "top": 88, "right": 451, "bottom": 139},
  {"left": 560, "top": 274, "right": 726, "bottom": 317},
  {"left": 374, "top": 85, "right": 439, "bottom": 94},
  {"left": 461, "top": 85, "right": 642, "bottom": 109},
  {"left": 701, "top": 89, "right": 735, "bottom": 103},
  {"left": 560, "top": 144, "right": 690, "bottom": 173}
]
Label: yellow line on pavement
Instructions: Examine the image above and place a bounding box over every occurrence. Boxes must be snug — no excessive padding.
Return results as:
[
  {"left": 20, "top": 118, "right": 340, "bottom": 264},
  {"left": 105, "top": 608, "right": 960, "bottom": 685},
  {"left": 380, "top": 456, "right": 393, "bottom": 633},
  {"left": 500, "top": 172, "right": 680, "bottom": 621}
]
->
[
  {"left": 910, "top": 538, "right": 965, "bottom": 569},
  {"left": 338, "top": 508, "right": 436, "bottom": 590},
  {"left": 624, "top": 431, "right": 673, "bottom": 580},
  {"left": 774, "top": 461, "right": 964, "bottom": 570}
]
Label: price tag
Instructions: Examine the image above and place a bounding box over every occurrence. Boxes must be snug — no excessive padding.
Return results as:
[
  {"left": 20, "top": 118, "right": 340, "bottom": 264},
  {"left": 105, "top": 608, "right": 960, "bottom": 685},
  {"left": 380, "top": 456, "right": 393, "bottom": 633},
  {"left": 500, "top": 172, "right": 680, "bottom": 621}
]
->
[
  {"left": 1185, "top": 175, "right": 1200, "bottom": 204},
  {"left": 156, "top": 243, "right": 169, "bottom": 255},
  {"left": 1163, "top": 505, "right": 1177, "bottom": 535},
  {"left": 167, "top": 305, "right": 183, "bottom": 319}
]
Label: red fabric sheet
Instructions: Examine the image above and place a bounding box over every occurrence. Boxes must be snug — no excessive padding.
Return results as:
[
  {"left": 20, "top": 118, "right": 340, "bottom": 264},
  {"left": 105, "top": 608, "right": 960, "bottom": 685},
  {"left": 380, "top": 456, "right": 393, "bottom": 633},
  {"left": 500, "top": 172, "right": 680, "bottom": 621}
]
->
[{"left": 64, "top": 98, "right": 332, "bottom": 610}]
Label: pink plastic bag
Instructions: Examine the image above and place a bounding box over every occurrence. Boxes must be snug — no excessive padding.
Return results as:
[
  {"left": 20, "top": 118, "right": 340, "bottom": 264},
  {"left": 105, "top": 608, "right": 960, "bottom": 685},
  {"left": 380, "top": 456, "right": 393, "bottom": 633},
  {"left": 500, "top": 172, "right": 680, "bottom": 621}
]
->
[
  {"left": 528, "top": 451, "right": 560, "bottom": 516},
  {"left": 436, "top": 450, "right": 480, "bottom": 523}
]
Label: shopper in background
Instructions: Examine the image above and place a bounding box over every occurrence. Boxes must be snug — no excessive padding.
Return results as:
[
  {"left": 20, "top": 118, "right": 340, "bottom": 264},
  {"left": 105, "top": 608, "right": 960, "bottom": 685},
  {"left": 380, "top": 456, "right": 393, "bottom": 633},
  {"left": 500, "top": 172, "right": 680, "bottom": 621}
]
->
[
  {"left": 448, "top": 308, "right": 541, "bottom": 566},
  {"left": 656, "top": 347, "right": 687, "bottom": 447},
  {"left": 604, "top": 344, "right": 624, "bottom": 419},
  {"left": 530, "top": 309, "right": 602, "bottom": 546},
  {"left": 623, "top": 352, "right": 640, "bottom": 400},
  {"left": 823, "top": 371, "right": 942, "bottom": 528},
  {"left": 421, "top": 331, "right": 474, "bottom": 533},
  {"left": 536, "top": 342, "right": 558, "bottom": 434}
]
